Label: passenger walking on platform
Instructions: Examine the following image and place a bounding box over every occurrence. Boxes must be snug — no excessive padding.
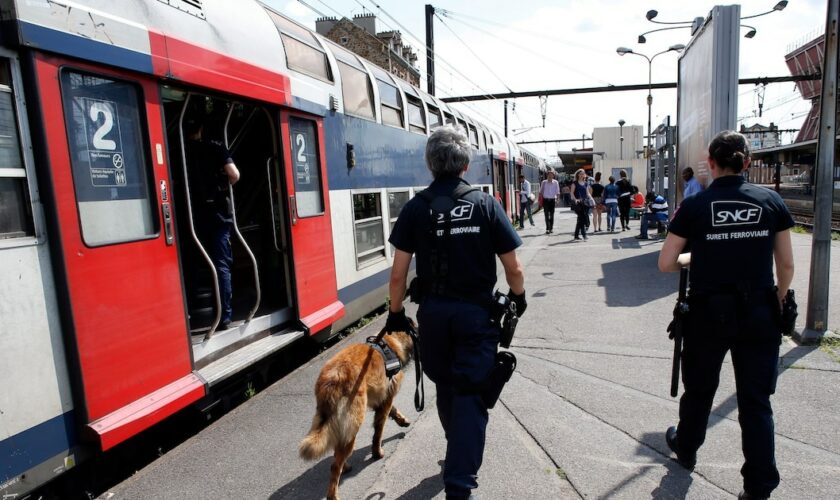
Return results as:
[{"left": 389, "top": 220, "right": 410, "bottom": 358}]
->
[
  {"left": 539, "top": 170, "right": 560, "bottom": 234},
  {"left": 569, "top": 169, "right": 593, "bottom": 241},
  {"left": 387, "top": 126, "right": 527, "bottom": 500},
  {"left": 603, "top": 176, "right": 619, "bottom": 232},
  {"left": 185, "top": 118, "right": 241, "bottom": 330},
  {"left": 658, "top": 131, "right": 794, "bottom": 500},
  {"left": 591, "top": 172, "right": 605, "bottom": 232},
  {"left": 519, "top": 174, "right": 535, "bottom": 229},
  {"left": 616, "top": 170, "right": 633, "bottom": 231}
]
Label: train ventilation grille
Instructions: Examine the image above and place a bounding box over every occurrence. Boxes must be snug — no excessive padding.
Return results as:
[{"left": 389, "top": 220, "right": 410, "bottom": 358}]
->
[{"left": 157, "top": 0, "right": 206, "bottom": 20}]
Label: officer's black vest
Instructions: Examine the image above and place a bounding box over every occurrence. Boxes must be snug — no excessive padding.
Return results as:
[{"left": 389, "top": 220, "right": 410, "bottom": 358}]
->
[{"left": 415, "top": 183, "right": 480, "bottom": 303}]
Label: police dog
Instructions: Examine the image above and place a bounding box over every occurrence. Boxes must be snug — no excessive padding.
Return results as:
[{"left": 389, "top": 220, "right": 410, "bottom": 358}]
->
[{"left": 299, "top": 329, "right": 414, "bottom": 500}]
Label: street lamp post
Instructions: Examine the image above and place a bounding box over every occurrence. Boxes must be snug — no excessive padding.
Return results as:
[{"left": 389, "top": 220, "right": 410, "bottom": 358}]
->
[
  {"left": 618, "top": 119, "right": 625, "bottom": 160},
  {"left": 616, "top": 44, "right": 684, "bottom": 192}
]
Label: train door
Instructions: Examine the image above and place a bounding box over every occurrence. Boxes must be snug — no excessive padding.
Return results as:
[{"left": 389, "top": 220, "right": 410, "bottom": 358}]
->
[
  {"left": 279, "top": 111, "right": 344, "bottom": 335},
  {"left": 493, "top": 157, "right": 510, "bottom": 216},
  {"left": 161, "top": 89, "right": 293, "bottom": 339},
  {"left": 33, "top": 55, "right": 203, "bottom": 448}
]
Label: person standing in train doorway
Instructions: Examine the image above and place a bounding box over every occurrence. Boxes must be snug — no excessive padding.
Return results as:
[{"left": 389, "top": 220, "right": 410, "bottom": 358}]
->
[
  {"left": 185, "top": 118, "right": 241, "bottom": 330},
  {"left": 519, "top": 174, "right": 535, "bottom": 229},
  {"left": 658, "top": 131, "right": 794, "bottom": 500},
  {"left": 386, "top": 126, "right": 527, "bottom": 500},
  {"left": 539, "top": 170, "right": 560, "bottom": 234}
]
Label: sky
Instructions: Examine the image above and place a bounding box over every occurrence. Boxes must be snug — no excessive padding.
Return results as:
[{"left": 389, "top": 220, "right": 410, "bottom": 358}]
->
[{"left": 265, "top": 0, "right": 827, "bottom": 161}]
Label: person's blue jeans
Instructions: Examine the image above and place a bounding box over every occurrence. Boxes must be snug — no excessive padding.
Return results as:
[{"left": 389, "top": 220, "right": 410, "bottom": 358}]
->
[
  {"left": 418, "top": 296, "right": 499, "bottom": 498},
  {"left": 639, "top": 213, "right": 666, "bottom": 238},
  {"left": 519, "top": 199, "right": 534, "bottom": 228},
  {"left": 200, "top": 215, "right": 234, "bottom": 324},
  {"left": 605, "top": 202, "right": 618, "bottom": 231}
]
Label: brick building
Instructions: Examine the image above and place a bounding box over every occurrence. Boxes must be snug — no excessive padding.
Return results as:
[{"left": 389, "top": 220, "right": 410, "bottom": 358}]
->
[
  {"left": 315, "top": 14, "right": 420, "bottom": 86},
  {"left": 740, "top": 122, "right": 780, "bottom": 151}
]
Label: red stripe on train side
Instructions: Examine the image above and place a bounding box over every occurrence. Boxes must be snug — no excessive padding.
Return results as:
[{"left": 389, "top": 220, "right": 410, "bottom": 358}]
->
[{"left": 148, "top": 31, "right": 292, "bottom": 105}]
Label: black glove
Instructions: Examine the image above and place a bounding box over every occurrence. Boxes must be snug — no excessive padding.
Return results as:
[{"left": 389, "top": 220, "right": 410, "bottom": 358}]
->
[
  {"left": 385, "top": 307, "right": 412, "bottom": 332},
  {"left": 508, "top": 290, "right": 527, "bottom": 317}
]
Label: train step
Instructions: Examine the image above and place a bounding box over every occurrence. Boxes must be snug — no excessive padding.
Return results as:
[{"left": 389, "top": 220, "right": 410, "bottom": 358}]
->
[{"left": 197, "top": 328, "right": 305, "bottom": 387}]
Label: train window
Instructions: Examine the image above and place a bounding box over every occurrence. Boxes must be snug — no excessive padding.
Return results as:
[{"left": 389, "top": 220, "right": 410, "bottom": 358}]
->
[
  {"left": 426, "top": 104, "right": 443, "bottom": 130},
  {"left": 444, "top": 113, "right": 456, "bottom": 126},
  {"left": 352, "top": 192, "right": 385, "bottom": 267},
  {"left": 370, "top": 66, "right": 403, "bottom": 129},
  {"left": 0, "top": 58, "right": 32, "bottom": 240},
  {"left": 387, "top": 190, "right": 409, "bottom": 232},
  {"left": 457, "top": 119, "right": 467, "bottom": 135},
  {"left": 267, "top": 10, "right": 333, "bottom": 83},
  {"left": 406, "top": 96, "right": 426, "bottom": 135},
  {"left": 289, "top": 117, "right": 324, "bottom": 217},
  {"left": 280, "top": 35, "right": 333, "bottom": 83},
  {"left": 467, "top": 125, "right": 479, "bottom": 149},
  {"left": 377, "top": 80, "right": 403, "bottom": 128},
  {"left": 60, "top": 71, "right": 157, "bottom": 246},
  {"left": 337, "top": 62, "right": 375, "bottom": 120}
]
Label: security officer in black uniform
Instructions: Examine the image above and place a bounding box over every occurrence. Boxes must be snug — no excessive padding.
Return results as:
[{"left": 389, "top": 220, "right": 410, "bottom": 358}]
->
[
  {"left": 658, "top": 131, "right": 795, "bottom": 500},
  {"left": 387, "top": 126, "right": 527, "bottom": 500}
]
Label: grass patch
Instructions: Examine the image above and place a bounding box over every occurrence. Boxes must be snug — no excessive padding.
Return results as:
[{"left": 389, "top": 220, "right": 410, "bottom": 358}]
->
[
  {"left": 244, "top": 381, "right": 256, "bottom": 399},
  {"left": 818, "top": 335, "right": 840, "bottom": 363},
  {"left": 832, "top": 232, "right": 840, "bottom": 241},
  {"left": 555, "top": 467, "right": 568, "bottom": 480},
  {"left": 791, "top": 225, "right": 809, "bottom": 234}
]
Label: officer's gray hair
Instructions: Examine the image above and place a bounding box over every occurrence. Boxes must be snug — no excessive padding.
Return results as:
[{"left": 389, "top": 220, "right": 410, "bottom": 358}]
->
[{"left": 425, "top": 126, "right": 471, "bottom": 179}]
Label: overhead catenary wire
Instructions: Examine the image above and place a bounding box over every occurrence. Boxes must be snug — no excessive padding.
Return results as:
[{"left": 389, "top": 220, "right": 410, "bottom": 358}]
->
[
  {"left": 439, "top": 10, "right": 615, "bottom": 87},
  {"left": 434, "top": 12, "right": 514, "bottom": 93}
]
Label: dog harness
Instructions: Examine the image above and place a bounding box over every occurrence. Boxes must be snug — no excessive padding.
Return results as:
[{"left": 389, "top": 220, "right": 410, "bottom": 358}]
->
[{"left": 366, "top": 336, "right": 402, "bottom": 378}]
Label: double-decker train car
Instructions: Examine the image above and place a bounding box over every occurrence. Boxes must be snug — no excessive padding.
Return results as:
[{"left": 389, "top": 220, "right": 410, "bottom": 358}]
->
[{"left": 0, "top": 1, "right": 544, "bottom": 496}]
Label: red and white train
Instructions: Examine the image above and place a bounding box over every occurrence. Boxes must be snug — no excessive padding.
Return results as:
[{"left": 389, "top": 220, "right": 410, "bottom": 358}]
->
[{"left": 0, "top": 1, "right": 545, "bottom": 496}]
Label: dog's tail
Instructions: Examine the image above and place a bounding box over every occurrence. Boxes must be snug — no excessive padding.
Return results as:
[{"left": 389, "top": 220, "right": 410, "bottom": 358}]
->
[{"left": 299, "top": 412, "right": 332, "bottom": 460}]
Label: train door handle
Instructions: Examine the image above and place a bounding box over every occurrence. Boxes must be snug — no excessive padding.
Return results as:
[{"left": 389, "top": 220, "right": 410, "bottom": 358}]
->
[
  {"left": 160, "top": 180, "right": 174, "bottom": 245},
  {"left": 289, "top": 195, "right": 298, "bottom": 225}
]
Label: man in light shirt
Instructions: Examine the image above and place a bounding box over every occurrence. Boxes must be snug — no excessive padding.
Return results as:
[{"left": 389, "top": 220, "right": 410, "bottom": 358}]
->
[
  {"left": 682, "top": 167, "right": 703, "bottom": 199},
  {"left": 519, "top": 174, "right": 535, "bottom": 229},
  {"left": 539, "top": 170, "right": 560, "bottom": 234}
]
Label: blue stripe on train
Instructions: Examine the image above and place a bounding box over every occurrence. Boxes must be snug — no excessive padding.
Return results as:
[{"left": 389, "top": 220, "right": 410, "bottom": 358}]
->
[
  {"left": 0, "top": 411, "right": 77, "bottom": 484},
  {"left": 19, "top": 22, "right": 153, "bottom": 75},
  {"left": 322, "top": 113, "right": 494, "bottom": 191}
]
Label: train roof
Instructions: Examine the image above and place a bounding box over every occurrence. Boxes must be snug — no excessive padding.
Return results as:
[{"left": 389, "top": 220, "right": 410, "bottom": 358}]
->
[{"left": 0, "top": 0, "right": 538, "bottom": 161}]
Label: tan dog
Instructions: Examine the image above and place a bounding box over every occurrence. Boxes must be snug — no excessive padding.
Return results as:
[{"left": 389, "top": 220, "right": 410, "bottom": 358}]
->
[{"left": 299, "top": 330, "right": 414, "bottom": 500}]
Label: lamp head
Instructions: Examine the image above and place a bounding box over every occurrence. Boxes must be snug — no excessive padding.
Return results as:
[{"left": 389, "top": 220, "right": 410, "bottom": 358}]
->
[
  {"left": 743, "top": 26, "right": 757, "bottom": 38},
  {"left": 616, "top": 46, "right": 633, "bottom": 55},
  {"left": 669, "top": 43, "right": 686, "bottom": 52},
  {"left": 638, "top": 34, "right": 647, "bottom": 44},
  {"left": 646, "top": 9, "right": 658, "bottom": 21},
  {"left": 774, "top": 1, "right": 788, "bottom": 11},
  {"left": 618, "top": 119, "right": 625, "bottom": 126}
]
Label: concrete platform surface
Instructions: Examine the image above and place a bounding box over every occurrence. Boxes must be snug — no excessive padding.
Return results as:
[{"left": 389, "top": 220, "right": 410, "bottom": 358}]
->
[{"left": 106, "top": 208, "right": 840, "bottom": 499}]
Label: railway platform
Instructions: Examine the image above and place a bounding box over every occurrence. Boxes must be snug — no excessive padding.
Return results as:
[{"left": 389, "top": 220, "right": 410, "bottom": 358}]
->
[{"left": 106, "top": 208, "right": 840, "bottom": 499}]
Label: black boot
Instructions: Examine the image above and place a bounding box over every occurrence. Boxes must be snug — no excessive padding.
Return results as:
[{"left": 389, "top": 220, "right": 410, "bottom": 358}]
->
[{"left": 666, "top": 426, "right": 696, "bottom": 470}]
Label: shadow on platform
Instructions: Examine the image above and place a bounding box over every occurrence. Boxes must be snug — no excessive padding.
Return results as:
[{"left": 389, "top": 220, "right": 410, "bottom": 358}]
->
[
  {"left": 269, "top": 433, "right": 405, "bottom": 500},
  {"left": 598, "top": 251, "right": 676, "bottom": 307}
]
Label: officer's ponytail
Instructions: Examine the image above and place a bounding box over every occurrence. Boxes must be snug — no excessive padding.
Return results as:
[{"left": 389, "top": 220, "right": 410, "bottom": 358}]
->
[{"left": 708, "top": 130, "right": 750, "bottom": 173}]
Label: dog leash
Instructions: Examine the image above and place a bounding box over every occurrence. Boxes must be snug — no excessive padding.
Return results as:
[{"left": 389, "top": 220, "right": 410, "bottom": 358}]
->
[
  {"left": 377, "top": 323, "right": 424, "bottom": 412},
  {"left": 406, "top": 322, "right": 424, "bottom": 412}
]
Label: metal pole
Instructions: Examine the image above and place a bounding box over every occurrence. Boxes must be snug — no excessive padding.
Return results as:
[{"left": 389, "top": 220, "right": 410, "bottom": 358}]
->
[
  {"left": 647, "top": 59, "right": 653, "bottom": 193},
  {"left": 798, "top": 0, "right": 838, "bottom": 343},
  {"left": 504, "top": 99, "right": 508, "bottom": 138},
  {"left": 425, "top": 4, "right": 435, "bottom": 96}
]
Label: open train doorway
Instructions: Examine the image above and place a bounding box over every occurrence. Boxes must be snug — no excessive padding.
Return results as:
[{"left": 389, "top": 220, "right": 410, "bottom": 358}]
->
[{"left": 161, "top": 87, "right": 293, "bottom": 346}]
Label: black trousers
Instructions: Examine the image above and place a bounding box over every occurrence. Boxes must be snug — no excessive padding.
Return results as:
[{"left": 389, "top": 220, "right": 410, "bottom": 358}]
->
[
  {"left": 618, "top": 196, "right": 631, "bottom": 229},
  {"left": 543, "top": 198, "right": 556, "bottom": 231},
  {"left": 573, "top": 203, "right": 589, "bottom": 238},
  {"left": 677, "top": 297, "right": 781, "bottom": 497}
]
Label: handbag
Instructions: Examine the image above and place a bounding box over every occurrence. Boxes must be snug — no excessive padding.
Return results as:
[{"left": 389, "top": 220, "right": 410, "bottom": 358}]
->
[
  {"left": 528, "top": 193, "right": 535, "bottom": 202},
  {"left": 585, "top": 197, "right": 595, "bottom": 208}
]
